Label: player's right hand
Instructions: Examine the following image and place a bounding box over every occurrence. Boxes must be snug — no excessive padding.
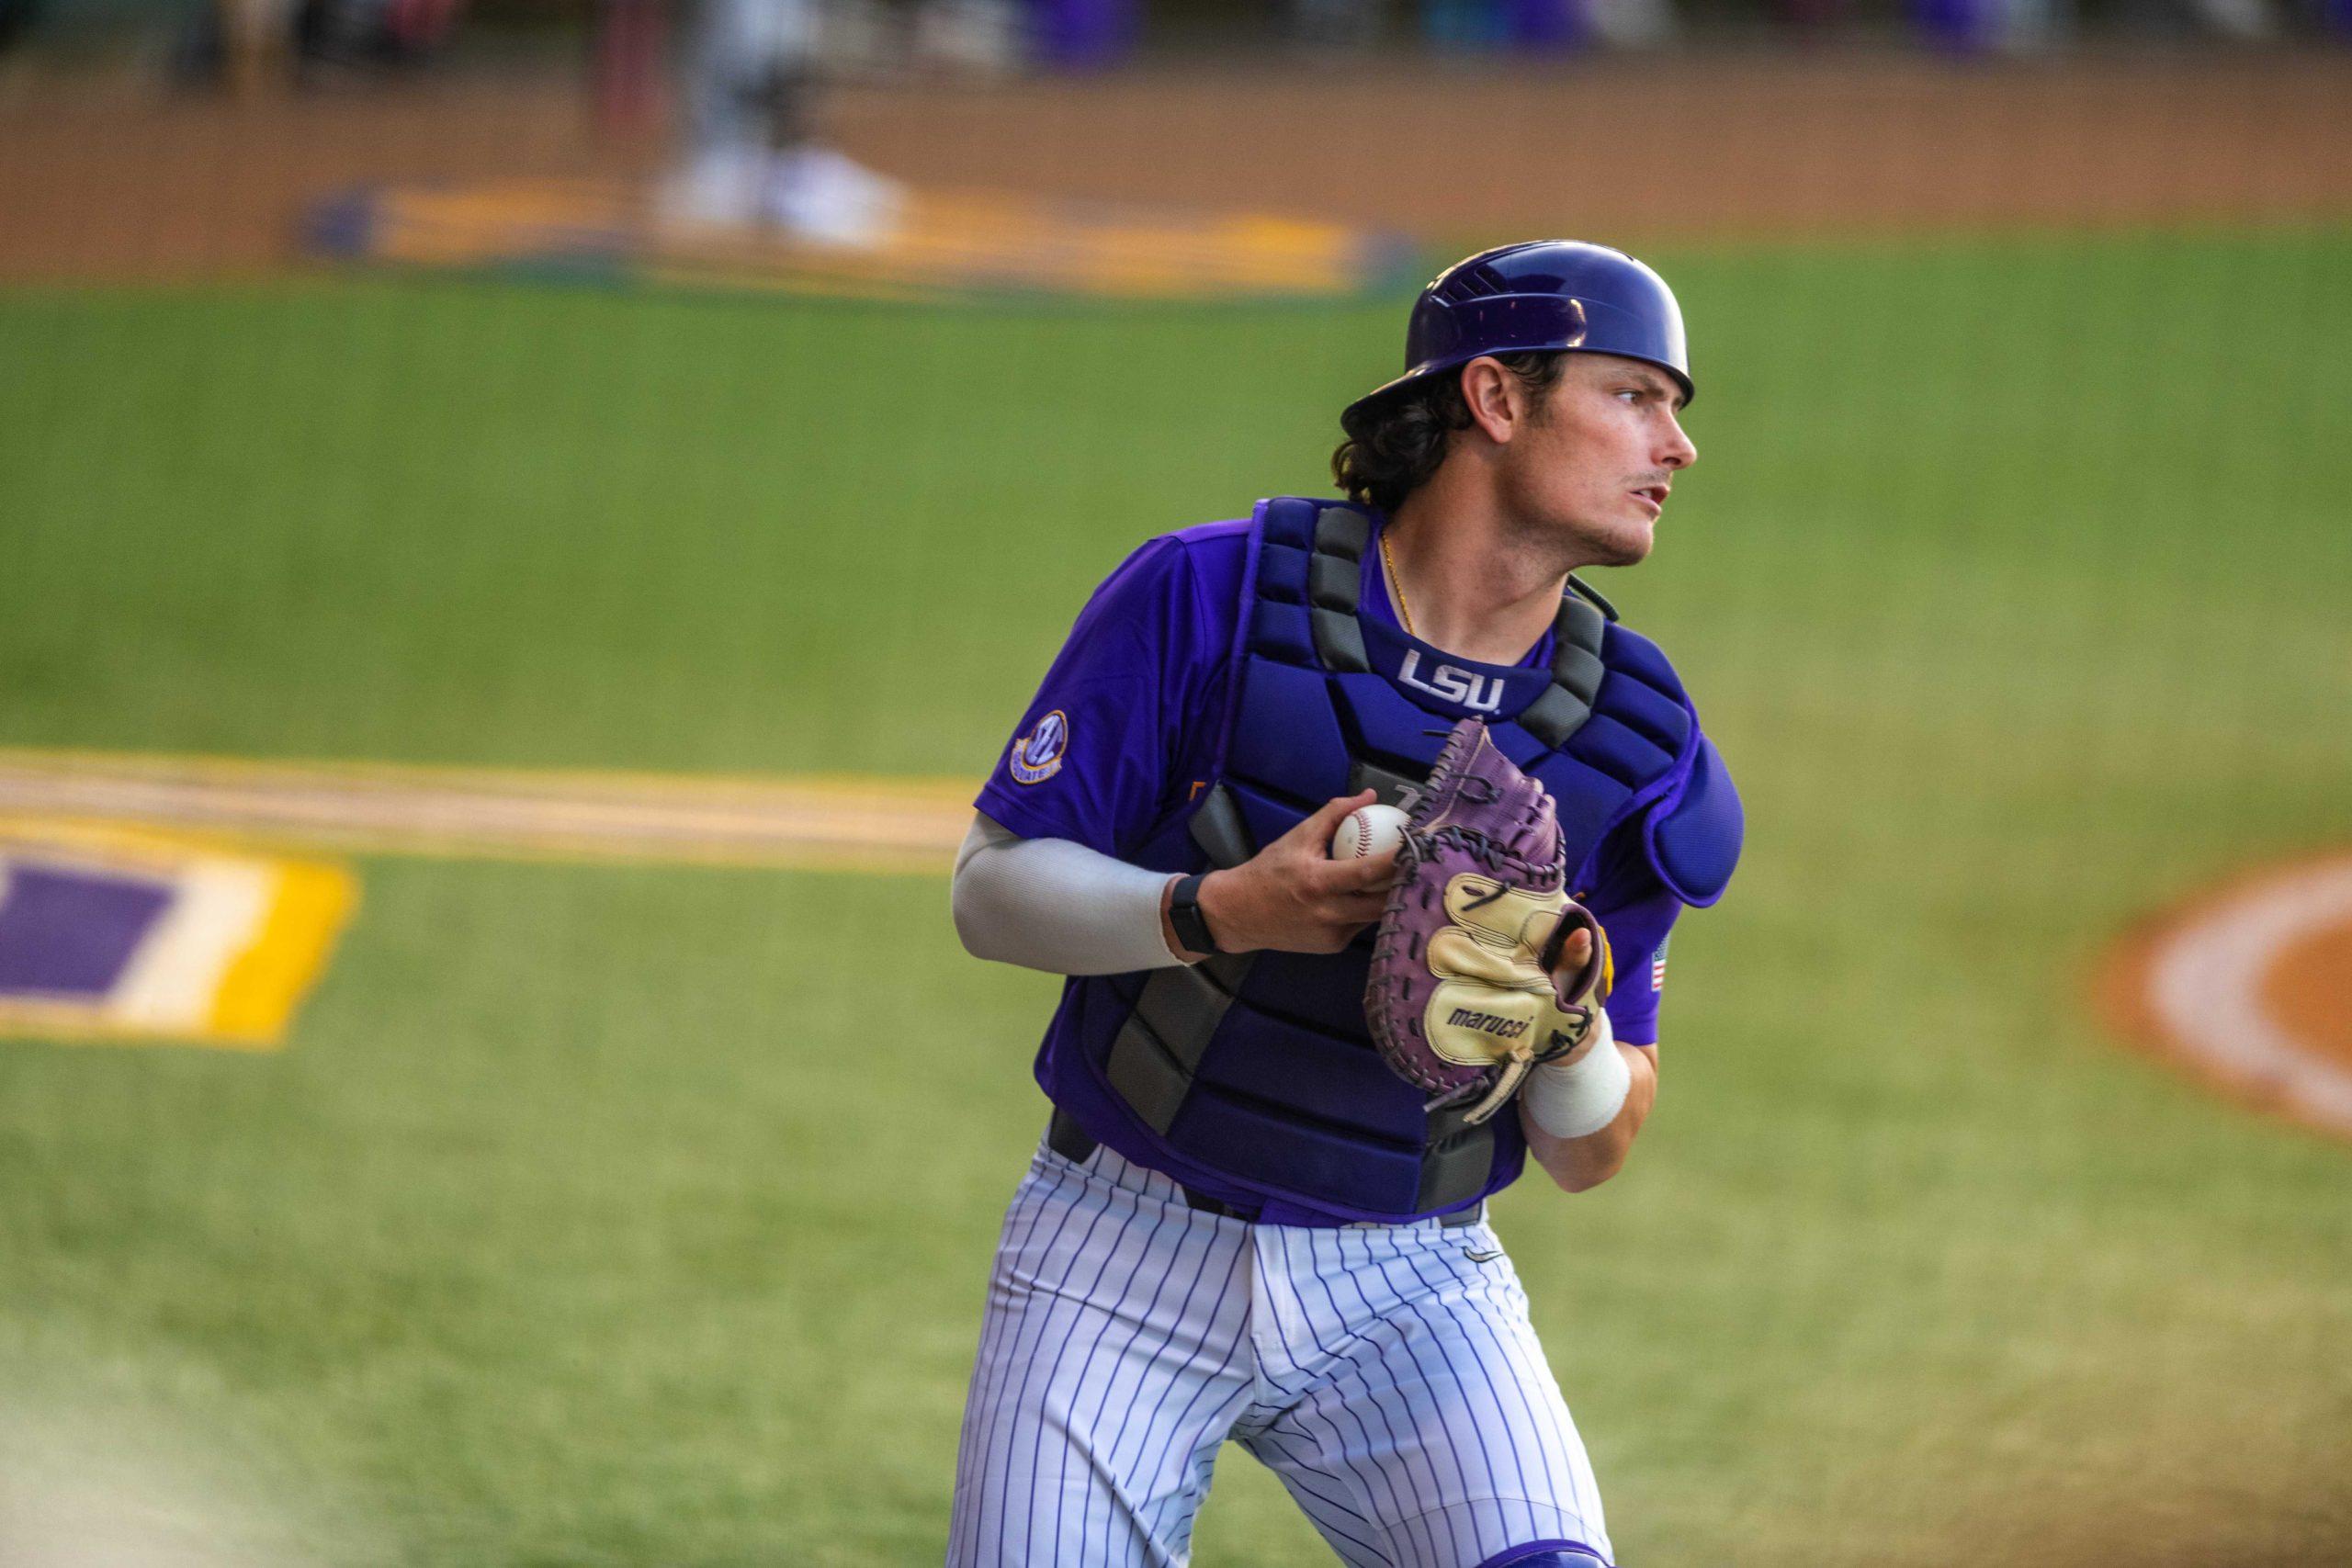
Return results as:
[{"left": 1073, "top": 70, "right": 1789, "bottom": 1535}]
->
[{"left": 1196, "top": 791, "right": 1398, "bottom": 954}]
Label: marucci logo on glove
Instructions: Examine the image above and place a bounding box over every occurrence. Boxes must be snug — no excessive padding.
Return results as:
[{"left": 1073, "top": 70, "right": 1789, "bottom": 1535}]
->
[{"left": 1445, "top": 1009, "right": 1530, "bottom": 1040}]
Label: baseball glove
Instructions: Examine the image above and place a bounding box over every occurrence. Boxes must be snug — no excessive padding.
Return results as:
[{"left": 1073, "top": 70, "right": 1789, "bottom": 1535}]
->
[{"left": 1365, "top": 718, "right": 1614, "bottom": 1126}]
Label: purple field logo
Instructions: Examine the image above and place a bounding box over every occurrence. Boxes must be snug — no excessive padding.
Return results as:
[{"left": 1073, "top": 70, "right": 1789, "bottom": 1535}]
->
[
  {"left": 1009, "top": 709, "right": 1069, "bottom": 785},
  {"left": 0, "top": 860, "right": 173, "bottom": 1002},
  {"left": 0, "top": 828, "right": 353, "bottom": 1049}
]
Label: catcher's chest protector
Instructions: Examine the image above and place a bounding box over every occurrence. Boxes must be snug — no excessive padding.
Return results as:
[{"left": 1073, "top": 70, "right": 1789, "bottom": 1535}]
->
[{"left": 1067, "top": 498, "right": 1736, "bottom": 1222}]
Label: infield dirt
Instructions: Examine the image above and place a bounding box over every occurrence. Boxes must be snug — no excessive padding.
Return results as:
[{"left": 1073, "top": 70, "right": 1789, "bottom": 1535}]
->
[{"left": 4, "top": 50, "right": 2349, "bottom": 284}]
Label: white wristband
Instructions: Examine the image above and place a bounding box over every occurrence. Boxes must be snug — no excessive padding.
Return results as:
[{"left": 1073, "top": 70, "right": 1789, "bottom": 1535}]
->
[{"left": 1520, "top": 1010, "right": 1629, "bottom": 1140}]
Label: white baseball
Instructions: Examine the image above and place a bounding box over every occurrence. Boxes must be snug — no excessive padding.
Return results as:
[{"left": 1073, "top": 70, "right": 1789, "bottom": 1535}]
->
[{"left": 1330, "top": 803, "right": 1408, "bottom": 863}]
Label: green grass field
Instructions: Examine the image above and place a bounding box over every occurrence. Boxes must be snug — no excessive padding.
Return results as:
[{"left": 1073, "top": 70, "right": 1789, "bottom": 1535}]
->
[{"left": 3, "top": 228, "right": 2349, "bottom": 1565}]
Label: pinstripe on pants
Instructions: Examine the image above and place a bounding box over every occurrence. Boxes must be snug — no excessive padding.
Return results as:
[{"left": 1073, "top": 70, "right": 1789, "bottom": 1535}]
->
[{"left": 946, "top": 1138, "right": 1611, "bottom": 1567}]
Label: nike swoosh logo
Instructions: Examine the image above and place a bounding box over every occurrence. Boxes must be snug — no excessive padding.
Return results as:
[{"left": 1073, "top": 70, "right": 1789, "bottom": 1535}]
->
[{"left": 1464, "top": 1248, "right": 1504, "bottom": 1263}]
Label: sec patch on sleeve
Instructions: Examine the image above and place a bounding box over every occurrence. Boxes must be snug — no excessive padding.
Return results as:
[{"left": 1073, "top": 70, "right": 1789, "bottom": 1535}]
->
[{"left": 1009, "top": 710, "right": 1070, "bottom": 784}]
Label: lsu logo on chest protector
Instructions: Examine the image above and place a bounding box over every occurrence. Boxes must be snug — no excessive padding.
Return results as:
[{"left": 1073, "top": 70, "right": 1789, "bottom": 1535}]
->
[
  {"left": 1397, "top": 649, "right": 1503, "bottom": 714},
  {"left": 1009, "top": 709, "right": 1069, "bottom": 784}
]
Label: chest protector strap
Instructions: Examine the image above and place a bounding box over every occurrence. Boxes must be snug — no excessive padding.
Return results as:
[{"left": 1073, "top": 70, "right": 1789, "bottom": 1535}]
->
[{"left": 1102, "top": 804, "right": 1253, "bottom": 1138}]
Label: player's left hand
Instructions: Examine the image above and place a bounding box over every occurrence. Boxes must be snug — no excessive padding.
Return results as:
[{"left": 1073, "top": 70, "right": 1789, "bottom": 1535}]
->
[
  {"left": 1365, "top": 718, "right": 1614, "bottom": 1123},
  {"left": 1419, "top": 886, "right": 1613, "bottom": 1066}
]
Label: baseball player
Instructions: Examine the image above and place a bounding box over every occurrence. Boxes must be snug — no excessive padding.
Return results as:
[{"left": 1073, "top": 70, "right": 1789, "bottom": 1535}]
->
[
  {"left": 662, "top": 0, "right": 904, "bottom": 243},
  {"left": 946, "top": 241, "right": 1744, "bottom": 1567}
]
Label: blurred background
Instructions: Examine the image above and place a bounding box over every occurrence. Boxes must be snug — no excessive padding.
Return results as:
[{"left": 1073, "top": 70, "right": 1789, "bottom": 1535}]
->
[{"left": 2, "top": 2, "right": 2348, "bottom": 1564}]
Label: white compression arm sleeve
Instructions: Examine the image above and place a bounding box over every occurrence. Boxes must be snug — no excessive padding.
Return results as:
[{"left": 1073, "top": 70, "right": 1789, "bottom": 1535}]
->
[{"left": 950, "top": 813, "right": 1190, "bottom": 976}]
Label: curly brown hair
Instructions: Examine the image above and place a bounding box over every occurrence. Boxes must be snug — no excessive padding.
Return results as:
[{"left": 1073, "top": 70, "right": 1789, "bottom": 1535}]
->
[{"left": 1330, "top": 352, "right": 1569, "bottom": 515}]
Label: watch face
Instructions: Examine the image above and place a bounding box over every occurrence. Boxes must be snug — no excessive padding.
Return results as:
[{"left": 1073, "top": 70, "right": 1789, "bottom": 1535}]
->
[{"left": 1173, "top": 878, "right": 1219, "bottom": 954}]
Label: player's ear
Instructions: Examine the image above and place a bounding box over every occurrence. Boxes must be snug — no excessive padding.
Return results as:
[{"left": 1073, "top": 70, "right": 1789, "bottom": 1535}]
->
[{"left": 1459, "top": 357, "right": 1520, "bottom": 445}]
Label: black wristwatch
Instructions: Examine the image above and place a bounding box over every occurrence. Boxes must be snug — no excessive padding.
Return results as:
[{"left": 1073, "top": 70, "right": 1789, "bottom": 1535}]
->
[{"left": 1167, "top": 873, "right": 1224, "bottom": 957}]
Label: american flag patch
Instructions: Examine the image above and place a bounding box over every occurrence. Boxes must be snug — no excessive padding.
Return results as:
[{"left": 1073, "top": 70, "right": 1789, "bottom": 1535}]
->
[{"left": 1650, "top": 936, "right": 1670, "bottom": 992}]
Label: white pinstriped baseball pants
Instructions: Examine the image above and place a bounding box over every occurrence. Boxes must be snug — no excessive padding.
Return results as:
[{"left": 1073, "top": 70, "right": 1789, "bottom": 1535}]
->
[{"left": 946, "top": 1136, "right": 1612, "bottom": 1568}]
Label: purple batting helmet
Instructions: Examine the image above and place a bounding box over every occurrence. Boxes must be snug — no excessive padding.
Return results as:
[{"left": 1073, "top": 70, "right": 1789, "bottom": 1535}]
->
[{"left": 1344, "top": 240, "right": 1692, "bottom": 424}]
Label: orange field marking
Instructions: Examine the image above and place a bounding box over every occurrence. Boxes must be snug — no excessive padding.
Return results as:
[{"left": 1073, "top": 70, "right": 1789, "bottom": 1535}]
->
[
  {"left": 2096, "top": 851, "right": 2352, "bottom": 1141},
  {"left": 2258, "top": 921, "right": 2352, "bottom": 1067}
]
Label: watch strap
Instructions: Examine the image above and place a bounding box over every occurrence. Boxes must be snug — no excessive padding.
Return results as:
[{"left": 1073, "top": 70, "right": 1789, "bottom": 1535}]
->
[{"left": 1168, "top": 873, "right": 1223, "bottom": 957}]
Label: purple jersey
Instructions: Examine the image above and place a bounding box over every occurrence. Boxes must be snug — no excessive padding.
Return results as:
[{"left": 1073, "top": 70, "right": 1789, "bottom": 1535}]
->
[{"left": 978, "top": 516, "right": 1683, "bottom": 1045}]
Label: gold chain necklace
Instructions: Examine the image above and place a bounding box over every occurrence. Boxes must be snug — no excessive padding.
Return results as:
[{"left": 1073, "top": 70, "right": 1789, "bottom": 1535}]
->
[{"left": 1378, "top": 529, "right": 1417, "bottom": 637}]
